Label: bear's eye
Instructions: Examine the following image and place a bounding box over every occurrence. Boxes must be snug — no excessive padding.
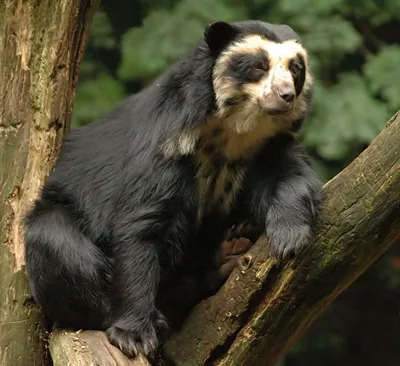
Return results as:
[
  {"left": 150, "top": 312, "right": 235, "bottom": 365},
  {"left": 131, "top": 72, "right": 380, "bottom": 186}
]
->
[
  {"left": 290, "top": 60, "right": 302, "bottom": 75},
  {"left": 253, "top": 62, "right": 268, "bottom": 72}
]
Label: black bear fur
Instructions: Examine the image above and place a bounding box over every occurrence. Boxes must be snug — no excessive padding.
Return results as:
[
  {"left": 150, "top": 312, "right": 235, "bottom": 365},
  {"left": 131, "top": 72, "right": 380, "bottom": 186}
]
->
[{"left": 24, "top": 20, "right": 322, "bottom": 358}]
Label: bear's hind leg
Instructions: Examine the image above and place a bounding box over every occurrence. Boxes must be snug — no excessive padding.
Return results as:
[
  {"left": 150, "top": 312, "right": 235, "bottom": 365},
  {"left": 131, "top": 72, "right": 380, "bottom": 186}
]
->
[{"left": 24, "top": 202, "right": 111, "bottom": 330}]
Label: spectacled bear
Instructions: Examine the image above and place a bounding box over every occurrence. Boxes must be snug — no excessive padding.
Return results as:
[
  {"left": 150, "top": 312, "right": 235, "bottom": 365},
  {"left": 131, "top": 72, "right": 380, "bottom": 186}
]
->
[{"left": 24, "top": 20, "right": 323, "bottom": 358}]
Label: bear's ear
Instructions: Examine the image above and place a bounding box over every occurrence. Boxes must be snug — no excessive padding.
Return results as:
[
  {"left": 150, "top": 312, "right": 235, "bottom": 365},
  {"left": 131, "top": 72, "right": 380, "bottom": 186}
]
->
[{"left": 204, "top": 21, "right": 237, "bottom": 54}]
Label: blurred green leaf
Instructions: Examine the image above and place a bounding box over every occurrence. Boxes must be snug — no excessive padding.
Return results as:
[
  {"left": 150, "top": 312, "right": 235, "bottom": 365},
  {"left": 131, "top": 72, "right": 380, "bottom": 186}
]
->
[
  {"left": 90, "top": 10, "right": 117, "bottom": 50},
  {"left": 301, "top": 17, "right": 362, "bottom": 67},
  {"left": 118, "top": 0, "right": 246, "bottom": 81},
  {"left": 72, "top": 70, "right": 126, "bottom": 127},
  {"left": 364, "top": 45, "right": 400, "bottom": 111},
  {"left": 342, "top": 0, "right": 400, "bottom": 25},
  {"left": 303, "top": 73, "right": 388, "bottom": 160},
  {"left": 278, "top": 0, "right": 344, "bottom": 16},
  {"left": 309, "top": 157, "right": 338, "bottom": 183}
]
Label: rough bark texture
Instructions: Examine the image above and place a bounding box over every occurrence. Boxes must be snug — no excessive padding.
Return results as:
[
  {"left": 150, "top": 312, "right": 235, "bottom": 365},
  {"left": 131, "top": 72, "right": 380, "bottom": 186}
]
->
[
  {"left": 49, "top": 330, "right": 150, "bottom": 366},
  {"left": 48, "top": 111, "right": 399, "bottom": 365},
  {"left": 0, "top": 0, "right": 99, "bottom": 365}
]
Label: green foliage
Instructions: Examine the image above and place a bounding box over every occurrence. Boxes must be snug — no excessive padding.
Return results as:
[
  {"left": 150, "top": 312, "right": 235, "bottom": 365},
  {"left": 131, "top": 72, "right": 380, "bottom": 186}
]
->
[
  {"left": 304, "top": 74, "right": 388, "bottom": 161},
  {"left": 364, "top": 45, "right": 400, "bottom": 111},
  {"left": 278, "top": 0, "right": 344, "bottom": 14},
  {"left": 90, "top": 10, "right": 117, "bottom": 49},
  {"left": 72, "top": 10, "right": 123, "bottom": 126},
  {"left": 118, "top": 0, "right": 246, "bottom": 80},
  {"left": 72, "top": 68, "right": 125, "bottom": 127},
  {"left": 301, "top": 17, "right": 362, "bottom": 72},
  {"left": 342, "top": 0, "right": 400, "bottom": 25}
]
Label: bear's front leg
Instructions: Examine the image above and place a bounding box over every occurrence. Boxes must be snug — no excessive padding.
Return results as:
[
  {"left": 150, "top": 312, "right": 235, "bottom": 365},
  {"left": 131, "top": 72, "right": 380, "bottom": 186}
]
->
[
  {"left": 106, "top": 237, "right": 168, "bottom": 358},
  {"left": 242, "top": 134, "right": 323, "bottom": 259}
]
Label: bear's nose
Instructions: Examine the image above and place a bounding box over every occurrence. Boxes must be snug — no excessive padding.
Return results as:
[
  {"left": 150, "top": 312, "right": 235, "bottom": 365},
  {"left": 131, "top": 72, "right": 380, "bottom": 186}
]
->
[{"left": 277, "top": 85, "right": 295, "bottom": 104}]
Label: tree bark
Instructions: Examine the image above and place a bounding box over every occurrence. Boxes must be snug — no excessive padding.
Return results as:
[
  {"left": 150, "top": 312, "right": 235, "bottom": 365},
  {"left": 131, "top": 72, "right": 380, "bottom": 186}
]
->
[
  {"left": 48, "top": 111, "right": 400, "bottom": 365},
  {"left": 49, "top": 330, "right": 150, "bottom": 366},
  {"left": 0, "top": 1, "right": 99, "bottom": 365}
]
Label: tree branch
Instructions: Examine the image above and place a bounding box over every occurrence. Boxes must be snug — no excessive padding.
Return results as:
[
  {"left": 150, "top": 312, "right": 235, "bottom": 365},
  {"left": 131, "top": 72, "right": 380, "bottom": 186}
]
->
[
  {"left": 49, "top": 111, "right": 400, "bottom": 365},
  {"left": 164, "top": 110, "right": 400, "bottom": 365},
  {"left": 49, "top": 330, "right": 150, "bottom": 366}
]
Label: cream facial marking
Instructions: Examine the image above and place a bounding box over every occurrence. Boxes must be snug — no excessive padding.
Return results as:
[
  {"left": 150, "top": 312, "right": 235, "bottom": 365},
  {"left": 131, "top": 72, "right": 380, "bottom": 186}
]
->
[
  {"left": 163, "top": 35, "right": 313, "bottom": 161},
  {"left": 212, "top": 35, "right": 313, "bottom": 139}
]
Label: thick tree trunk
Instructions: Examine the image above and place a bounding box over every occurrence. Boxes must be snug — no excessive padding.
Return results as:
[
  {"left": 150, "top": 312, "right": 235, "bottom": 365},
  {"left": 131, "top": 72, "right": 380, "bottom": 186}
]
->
[
  {"left": 0, "top": 1, "right": 99, "bottom": 365},
  {"left": 48, "top": 111, "right": 399, "bottom": 365}
]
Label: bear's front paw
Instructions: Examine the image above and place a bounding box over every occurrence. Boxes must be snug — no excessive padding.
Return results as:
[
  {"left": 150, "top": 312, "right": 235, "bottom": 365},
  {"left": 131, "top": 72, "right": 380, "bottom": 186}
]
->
[
  {"left": 266, "top": 223, "right": 312, "bottom": 260},
  {"left": 106, "top": 310, "right": 168, "bottom": 358}
]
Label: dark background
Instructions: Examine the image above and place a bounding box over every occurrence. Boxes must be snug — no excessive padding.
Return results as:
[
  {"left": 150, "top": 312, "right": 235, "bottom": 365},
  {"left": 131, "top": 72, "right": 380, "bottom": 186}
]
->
[{"left": 72, "top": 1, "right": 400, "bottom": 365}]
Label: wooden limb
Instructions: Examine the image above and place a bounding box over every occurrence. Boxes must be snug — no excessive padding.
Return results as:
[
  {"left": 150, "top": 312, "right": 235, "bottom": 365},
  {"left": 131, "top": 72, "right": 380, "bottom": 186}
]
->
[
  {"left": 0, "top": 0, "right": 99, "bottom": 364},
  {"left": 164, "top": 111, "right": 400, "bottom": 365},
  {"left": 49, "top": 330, "right": 150, "bottom": 366},
  {"left": 48, "top": 111, "right": 399, "bottom": 365}
]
